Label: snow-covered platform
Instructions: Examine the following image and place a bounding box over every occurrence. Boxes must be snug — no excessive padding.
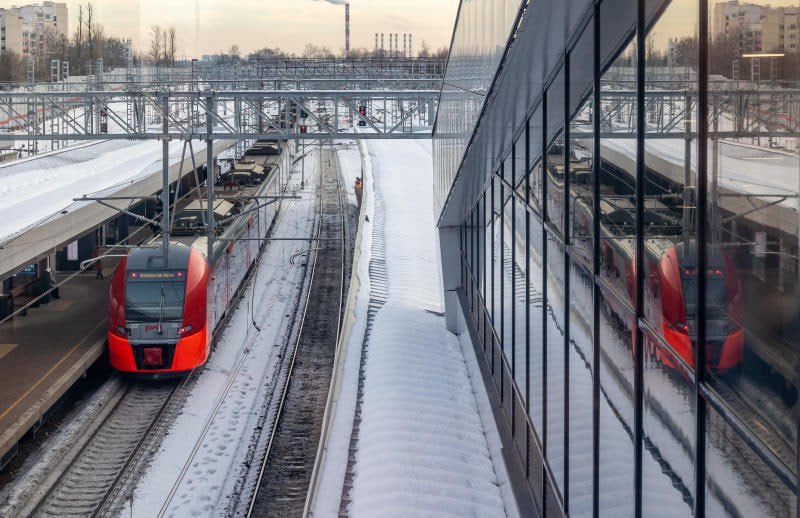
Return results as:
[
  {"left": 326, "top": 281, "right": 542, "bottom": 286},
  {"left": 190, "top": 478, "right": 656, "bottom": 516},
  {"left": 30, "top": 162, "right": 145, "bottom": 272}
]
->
[
  {"left": 0, "top": 138, "right": 234, "bottom": 280},
  {"left": 308, "top": 140, "right": 519, "bottom": 517}
]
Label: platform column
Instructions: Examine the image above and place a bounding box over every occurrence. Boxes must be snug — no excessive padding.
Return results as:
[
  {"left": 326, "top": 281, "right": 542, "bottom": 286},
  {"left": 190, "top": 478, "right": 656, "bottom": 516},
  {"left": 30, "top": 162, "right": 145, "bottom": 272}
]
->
[
  {"left": 438, "top": 226, "right": 462, "bottom": 334},
  {"left": 0, "top": 277, "right": 12, "bottom": 320},
  {"left": 117, "top": 214, "right": 129, "bottom": 243},
  {"left": 161, "top": 95, "right": 171, "bottom": 258},
  {"left": 36, "top": 258, "right": 49, "bottom": 303},
  {"left": 206, "top": 95, "right": 215, "bottom": 260}
]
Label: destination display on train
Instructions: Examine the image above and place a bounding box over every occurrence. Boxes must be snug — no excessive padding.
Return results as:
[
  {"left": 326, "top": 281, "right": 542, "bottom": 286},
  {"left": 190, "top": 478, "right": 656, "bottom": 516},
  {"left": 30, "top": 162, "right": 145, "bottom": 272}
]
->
[{"left": 128, "top": 270, "right": 185, "bottom": 281}]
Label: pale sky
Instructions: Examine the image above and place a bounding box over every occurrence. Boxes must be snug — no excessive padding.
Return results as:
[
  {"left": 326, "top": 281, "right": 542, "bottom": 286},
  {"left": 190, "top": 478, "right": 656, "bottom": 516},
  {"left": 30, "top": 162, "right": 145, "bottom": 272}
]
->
[{"left": 46, "top": 0, "right": 458, "bottom": 58}]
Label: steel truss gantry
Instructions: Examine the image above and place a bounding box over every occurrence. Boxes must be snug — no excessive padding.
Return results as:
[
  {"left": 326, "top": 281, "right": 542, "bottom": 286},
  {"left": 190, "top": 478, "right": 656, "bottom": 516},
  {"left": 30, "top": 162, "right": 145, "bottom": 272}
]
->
[
  {"left": 0, "top": 89, "right": 440, "bottom": 142},
  {"left": 598, "top": 85, "right": 800, "bottom": 141}
]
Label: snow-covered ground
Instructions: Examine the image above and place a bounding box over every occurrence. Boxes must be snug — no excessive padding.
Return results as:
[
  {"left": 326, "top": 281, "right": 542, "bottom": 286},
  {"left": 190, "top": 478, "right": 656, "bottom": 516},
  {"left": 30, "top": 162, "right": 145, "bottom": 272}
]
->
[
  {"left": 118, "top": 151, "right": 318, "bottom": 517},
  {"left": 311, "top": 138, "right": 517, "bottom": 517}
]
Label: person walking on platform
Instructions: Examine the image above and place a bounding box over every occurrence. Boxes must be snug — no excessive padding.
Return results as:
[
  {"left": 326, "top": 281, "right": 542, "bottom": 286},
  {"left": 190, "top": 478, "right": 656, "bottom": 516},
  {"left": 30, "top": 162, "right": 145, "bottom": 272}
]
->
[{"left": 94, "top": 248, "right": 104, "bottom": 280}]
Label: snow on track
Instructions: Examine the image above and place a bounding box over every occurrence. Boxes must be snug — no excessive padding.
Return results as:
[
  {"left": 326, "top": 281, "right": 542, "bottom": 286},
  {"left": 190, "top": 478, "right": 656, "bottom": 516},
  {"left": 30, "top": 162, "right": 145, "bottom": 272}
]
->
[
  {"left": 344, "top": 140, "right": 514, "bottom": 517},
  {"left": 118, "top": 150, "right": 318, "bottom": 517}
]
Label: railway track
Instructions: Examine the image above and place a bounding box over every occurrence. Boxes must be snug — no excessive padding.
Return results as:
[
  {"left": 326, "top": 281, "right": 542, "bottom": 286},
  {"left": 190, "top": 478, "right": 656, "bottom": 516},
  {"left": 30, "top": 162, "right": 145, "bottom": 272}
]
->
[
  {"left": 24, "top": 379, "right": 180, "bottom": 517},
  {"left": 10, "top": 182, "right": 297, "bottom": 518},
  {"left": 239, "top": 143, "right": 347, "bottom": 517},
  {"left": 705, "top": 375, "right": 797, "bottom": 516}
]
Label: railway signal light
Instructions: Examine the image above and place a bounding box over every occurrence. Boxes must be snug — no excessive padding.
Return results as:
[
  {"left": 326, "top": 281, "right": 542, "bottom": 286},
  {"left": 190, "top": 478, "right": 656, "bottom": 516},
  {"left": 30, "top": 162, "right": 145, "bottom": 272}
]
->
[
  {"left": 100, "top": 106, "right": 108, "bottom": 133},
  {"left": 300, "top": 109, "right": 308, "bottom": 119},
  {"left": 299, "top": 124, "right": 307, "bottom": 134},
  {"left": 358, "top": 105, "right": 366, "bottom": 117}
]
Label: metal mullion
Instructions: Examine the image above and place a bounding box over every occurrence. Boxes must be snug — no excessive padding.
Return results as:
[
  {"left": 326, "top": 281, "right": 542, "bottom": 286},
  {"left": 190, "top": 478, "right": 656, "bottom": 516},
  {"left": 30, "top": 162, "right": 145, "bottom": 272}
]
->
[
  {"left": 483, "top": 193, "right": 488, "bottom": 353},
  {"left": 695, "top": 1, "right": 709, "bottom": 516},
  {"left": 461, "top": 222, "right": 467, "bottom": 303},
  {"left": 511, "top": 150, "right": 517, "bottom": 394},
  {"left": 592, "top": 6, "right": 602, "bottom": 517},
  {"left": 473, "top": 210, "right": 478, "bottom": 310},
  {"left": 562, "top": 50, "right": 571, "bottom": 513},
  {"left": 541, "top": 89, "right": 549, "bottom": 503},
  {"left": 500, "top": 162, "right": 506, "bottom": 403},
  {"left": 525, "top": 120, "right": 532, "bottom": 422},
  {"left": 480, "top": 192, "right": 487, "bottom": 316},
  {"left": 491, "top": 176, "right": 496, "bottom": 375},
  {"left": 634, "top": 1, "right": 646, "bottom": 515}
]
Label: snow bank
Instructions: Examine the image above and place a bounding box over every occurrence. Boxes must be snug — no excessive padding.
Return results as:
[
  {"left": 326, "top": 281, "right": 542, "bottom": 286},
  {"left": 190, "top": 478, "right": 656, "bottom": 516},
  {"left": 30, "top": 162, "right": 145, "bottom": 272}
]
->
[
  {"left": 306, "top": 140, "right": 374, "bottom": 516},
  {"left": 345, "top": 139, "right": 513, "bottom": 517}
]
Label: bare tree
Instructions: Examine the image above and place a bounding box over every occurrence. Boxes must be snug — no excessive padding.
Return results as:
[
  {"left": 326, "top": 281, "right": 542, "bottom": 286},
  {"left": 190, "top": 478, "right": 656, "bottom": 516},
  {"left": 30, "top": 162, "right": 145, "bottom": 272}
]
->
[
  {"left": 417, "top": 40, "right": 430, "bottom": 58},
  {"left": 167, "top": 27, "right": 177, "bottom": 66},
  {"left": 74, "top": 4, "right": 84, "bottom": 71},
  {"left": 0, "top": 50, "right": 26, "bottom": 81},
  {"left": 161, "top": 27, "right": 169, "bottom": 65},
  {"left": 229, "top": 44, "right": 241, "bottom": 62},
  {"left": 150, "top": 25, "right": 162, "bottom": 65},
  {"left": 302, "top": 43, "right": 333, "bottom": 59},
  {"left": 85, "top": 2, "right": 96, "bottom": 61}
]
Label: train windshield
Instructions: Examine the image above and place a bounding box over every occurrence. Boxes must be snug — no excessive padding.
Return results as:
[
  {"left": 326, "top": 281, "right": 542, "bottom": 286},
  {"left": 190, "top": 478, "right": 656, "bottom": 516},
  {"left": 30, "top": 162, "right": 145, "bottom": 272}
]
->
[
  {"left": 125, "top": 270, "right": 186, "bottom": 322},
  {"left": 681, "top": 269, "right": 728, "bottom": 317}
]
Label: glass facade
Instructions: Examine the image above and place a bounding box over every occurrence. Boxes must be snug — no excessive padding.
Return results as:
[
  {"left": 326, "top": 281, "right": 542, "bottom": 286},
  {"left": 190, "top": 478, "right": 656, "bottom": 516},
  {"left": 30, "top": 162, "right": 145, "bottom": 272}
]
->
[
  {"left": 436, "top": 0, "right": 800, "bottom": 516},
  {"left": 433, "top": 0, "right": 522, "bottom": 213}
]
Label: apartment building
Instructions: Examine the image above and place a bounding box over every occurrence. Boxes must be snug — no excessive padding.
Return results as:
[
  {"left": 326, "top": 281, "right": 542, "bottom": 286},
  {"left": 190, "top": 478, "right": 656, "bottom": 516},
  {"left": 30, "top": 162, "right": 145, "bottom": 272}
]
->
[
  {"left": 764, "top": 6, "right": 800, "bottom": 52},
  {"left": 0, "top": 1, "right": 67, "bottom": 57},
  {"left": 713, "top": 0, "right": 800, "bottom": 53}
]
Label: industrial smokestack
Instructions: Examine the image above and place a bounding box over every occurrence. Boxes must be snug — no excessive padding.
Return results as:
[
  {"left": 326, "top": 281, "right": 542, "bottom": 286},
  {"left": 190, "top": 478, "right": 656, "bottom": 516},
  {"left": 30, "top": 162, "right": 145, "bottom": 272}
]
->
[
  {"left": 403, "top": 34, "right": 407, "bottom": 58},
  {"left": 394, "top": 33, "right": 399, "bottom": 58},
  {"left": 345, "top": 2, "right": 350, "bottom": 55},
  {"left": 375, "top": 33, "right": 378, "bottom": 53},
  {"left": 409, "top": 33, "right": 413, "bottom": 58},
  {"left": 381, "top": 33, "right": 384, "bottom": 53}
]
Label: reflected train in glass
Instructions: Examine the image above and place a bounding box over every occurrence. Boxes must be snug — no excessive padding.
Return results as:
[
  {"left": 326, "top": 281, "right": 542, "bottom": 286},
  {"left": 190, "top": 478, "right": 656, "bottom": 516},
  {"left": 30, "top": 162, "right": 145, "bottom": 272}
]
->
[{"left": 544, "top": 155, "right": 744, "bottom": 374}]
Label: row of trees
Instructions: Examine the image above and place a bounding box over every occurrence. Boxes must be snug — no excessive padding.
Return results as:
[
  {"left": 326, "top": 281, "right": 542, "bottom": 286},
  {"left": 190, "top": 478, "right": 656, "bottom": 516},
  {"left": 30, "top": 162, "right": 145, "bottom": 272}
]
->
[{"left": 234, "top": 42, "right": 448, "bottom": 63}]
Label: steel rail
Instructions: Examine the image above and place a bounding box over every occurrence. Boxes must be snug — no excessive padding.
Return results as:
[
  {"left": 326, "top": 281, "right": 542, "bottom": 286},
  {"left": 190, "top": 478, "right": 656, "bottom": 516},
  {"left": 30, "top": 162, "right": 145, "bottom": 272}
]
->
[
  {"left": 246, "top": 141, "right": 346, "bottom": 517},
  {"left": 153, "top": 191, "right": 305, "bottom": 518}
]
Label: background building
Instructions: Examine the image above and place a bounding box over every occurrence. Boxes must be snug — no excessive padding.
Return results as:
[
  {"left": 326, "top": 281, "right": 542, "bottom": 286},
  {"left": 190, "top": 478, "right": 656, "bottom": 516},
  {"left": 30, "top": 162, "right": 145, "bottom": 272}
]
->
[
  {"left": 0, "top": 1, "right": 68, "bottom": 57},
  {"left": 434, "top": 0, "right": 800, "bottom": 515}
]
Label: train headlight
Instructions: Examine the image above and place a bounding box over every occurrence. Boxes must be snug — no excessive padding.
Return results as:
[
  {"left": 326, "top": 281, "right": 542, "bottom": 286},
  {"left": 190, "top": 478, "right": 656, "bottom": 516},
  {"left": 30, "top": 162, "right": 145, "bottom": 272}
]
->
[{"left": 180, "top": 325, "right": 193, "bottom": 335}]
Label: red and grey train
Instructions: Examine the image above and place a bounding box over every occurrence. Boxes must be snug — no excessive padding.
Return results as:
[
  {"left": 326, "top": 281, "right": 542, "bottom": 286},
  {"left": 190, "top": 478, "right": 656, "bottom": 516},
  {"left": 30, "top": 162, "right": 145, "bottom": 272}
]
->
[
  {"left": 108, "top": 243, "right": 209, "bottom": 374},
  {"left": 107, "top": 146, "right": 286, "bottom": 376}
]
